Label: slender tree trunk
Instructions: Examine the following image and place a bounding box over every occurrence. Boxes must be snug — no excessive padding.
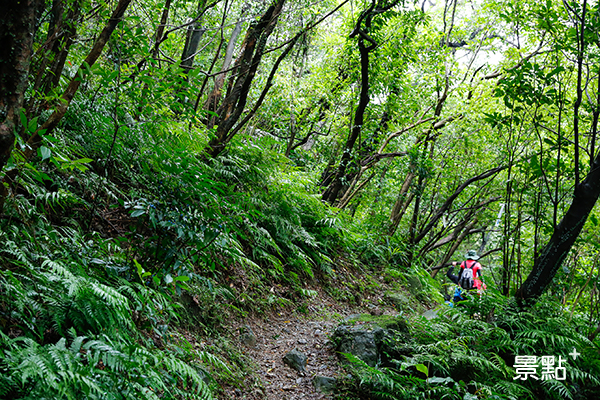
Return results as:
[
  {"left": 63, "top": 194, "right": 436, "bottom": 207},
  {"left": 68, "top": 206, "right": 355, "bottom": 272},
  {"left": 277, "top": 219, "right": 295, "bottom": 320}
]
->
[
  {"left": 204, "top": 0, "right": 286, "bottom": 158},
  {"left": 322, "top": 0, "right": 401, "bottom": 204},
  {"left": 181, "top": 0, "right": 209, "bottom": 74},
  {"left": 516, "top": 1, "right": 600, "bottom": 303},
  {"left": 29, "top": 0, "right": 73, "bottom": 114},
  {"left": 204, "top": 3, "right": 247, "bottom": 119},
  {"left": 322, "top": 32, "right": 372, "bottom": 204},
  {"left": 388, "top": 173, "right": 416, "bottom": 235},
  {"left": 412, "top": 165, "right": 505, "bottom": 245},
  {"left": 24, "top": 0, "right": 133, "bottom": 158},
  {"left": 41, "top": 1, "right": 81, "bottom": 96},
  {"left": 203, "top": 0, "right": 349, "bottom": 156},
  {"left": 431, "top": 218, "right": 478, "bottom": 278},
  {"left": 502, "top": 162, "right": 513, "bottom": 295}
]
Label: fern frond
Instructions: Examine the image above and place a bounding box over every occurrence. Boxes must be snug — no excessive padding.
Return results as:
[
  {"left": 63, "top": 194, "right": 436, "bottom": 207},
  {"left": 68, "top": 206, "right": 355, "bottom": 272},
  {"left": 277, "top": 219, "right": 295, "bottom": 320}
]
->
[{"left": 541, "top": 379, "right": 574, "bottom": 400}]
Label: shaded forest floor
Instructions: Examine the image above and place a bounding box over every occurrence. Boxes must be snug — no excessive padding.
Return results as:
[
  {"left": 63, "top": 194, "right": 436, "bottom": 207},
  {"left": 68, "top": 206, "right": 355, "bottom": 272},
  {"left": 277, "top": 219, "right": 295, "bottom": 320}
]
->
[{"left": 219, "top": 286, "right": 406, "bottom": 399}]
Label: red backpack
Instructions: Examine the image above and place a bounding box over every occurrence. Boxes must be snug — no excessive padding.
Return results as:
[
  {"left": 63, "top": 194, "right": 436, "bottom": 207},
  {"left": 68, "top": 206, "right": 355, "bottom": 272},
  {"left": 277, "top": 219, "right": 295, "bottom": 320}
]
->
[{"left": 458, "top": 260, "right": 479, "bottom": 290}]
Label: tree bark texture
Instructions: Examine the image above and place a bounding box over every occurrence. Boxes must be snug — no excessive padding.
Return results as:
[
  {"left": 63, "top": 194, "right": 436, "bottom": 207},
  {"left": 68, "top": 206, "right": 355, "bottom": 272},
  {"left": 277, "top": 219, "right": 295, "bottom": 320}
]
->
[
  {"left": 204, "top": 5, "right": 247, "bottom": 116},
  {"left": 40, "top": 0, "right": 81, "bottom": 101},
  {"left": 322, "top": 12, "right": 375, "bottom": 204},
  {"left": 204, "top": 0, "right": 285, "bottom": 158},
  {"left": 27, "top": 0, "right": 82, "bottom": 119},
  {"left": 321, "top": 0, "right": 401, "bottom": 204},
  {"left": 516, "top": 157, "right": 600, "bottom": 300},
  {"left": 180, "top": 0, "right": 208, "bottom": 73},
  {"left": 0, "top": 0, "right": 37, "bottom": 175}
]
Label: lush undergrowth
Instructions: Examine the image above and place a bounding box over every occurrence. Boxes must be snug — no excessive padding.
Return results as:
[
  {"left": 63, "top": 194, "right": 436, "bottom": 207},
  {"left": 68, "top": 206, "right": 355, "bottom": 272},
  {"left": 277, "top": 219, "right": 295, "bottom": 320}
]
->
[
  {"left": 338, "top": 292, "right": 600, "bottom": 400},
  {"left": 0, "top": 99, "right": 353, "bottom": 398},
  {"left": 2, "top": 99, "right": 600, "bottom": 399}
]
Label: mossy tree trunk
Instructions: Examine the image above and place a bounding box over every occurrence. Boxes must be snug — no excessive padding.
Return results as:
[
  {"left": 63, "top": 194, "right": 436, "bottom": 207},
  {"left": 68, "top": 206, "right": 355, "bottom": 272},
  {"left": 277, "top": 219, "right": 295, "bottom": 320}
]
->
[{"left": 0, "top": 0, "right": 38, "bottom": 212}]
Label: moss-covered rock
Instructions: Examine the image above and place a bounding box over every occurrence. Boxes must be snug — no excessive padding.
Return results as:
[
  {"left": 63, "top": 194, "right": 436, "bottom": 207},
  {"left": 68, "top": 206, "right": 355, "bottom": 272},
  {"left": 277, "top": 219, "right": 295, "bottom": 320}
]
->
[
  {"left": 343, "top": 313, "right": 409, "bottom": 333},
  {"left": 331, "top": 314, "right": 411, "bottom": 367}
]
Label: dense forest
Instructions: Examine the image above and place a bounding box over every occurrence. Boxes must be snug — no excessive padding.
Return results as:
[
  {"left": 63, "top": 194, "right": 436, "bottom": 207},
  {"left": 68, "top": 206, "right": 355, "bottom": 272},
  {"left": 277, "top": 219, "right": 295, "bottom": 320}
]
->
[{"left": 1, "top": 0, "right": 600, "bottom": 398}]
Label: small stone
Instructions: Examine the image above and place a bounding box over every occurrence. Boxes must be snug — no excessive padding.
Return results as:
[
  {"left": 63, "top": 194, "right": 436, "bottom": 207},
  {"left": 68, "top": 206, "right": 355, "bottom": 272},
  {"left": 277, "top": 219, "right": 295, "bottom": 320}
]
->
[
  {"left": 314, "top": 329, "right": 324, "bottom": 336},
  {"left": 313, "top": 376, "right": 336, "bottom": 393},
  {"left": 240, "top": 325, "right": 257, "bottom": 348},
  {"left": 283, "top": 349, "right": 308, "bottom": 372}
]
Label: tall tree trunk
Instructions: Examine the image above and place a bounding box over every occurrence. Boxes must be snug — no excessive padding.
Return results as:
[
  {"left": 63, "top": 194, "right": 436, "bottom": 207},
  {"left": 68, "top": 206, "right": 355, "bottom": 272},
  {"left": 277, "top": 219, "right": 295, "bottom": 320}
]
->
[
  {"left": 30, "top": 0, "right": 82, "bottom": 117},
  {"left": 321, "top": 0, "right": 401, "bottom": 204},
  {"left": 388, "top": 173, "right": 416, "bottom": 235},
  {"left": 322, "top": 10, "right": 375, "bottom": 204},
  {"left": 516, "top": 0, "right": 598, "bottom": 302},
  {"left": 0, "top": 0, "right": 37, "bottom": 181},
  {"left": 516, "top": 155, "right": 600, "bottom": 301},
  {"left": 180, "top": 0, "right": 209, "bottom": 74},
  {"left": 203, "top": 0, "right": 285, "bottom": 158},
  {"left": 204, "top": 3, "right": 247, "bottom": 119},
  {"left": 202, "top": 0, "right": 349, "bottom": 156}
]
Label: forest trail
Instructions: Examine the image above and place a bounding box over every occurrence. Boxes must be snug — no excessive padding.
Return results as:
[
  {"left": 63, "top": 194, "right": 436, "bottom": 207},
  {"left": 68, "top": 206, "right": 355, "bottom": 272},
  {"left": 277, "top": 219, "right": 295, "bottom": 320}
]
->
[
  {"left": 237, "top": 313, "right": 339, "bottom": 399},
  {"left": 227, "top": 294, "right": 398, "bottom": 399}
]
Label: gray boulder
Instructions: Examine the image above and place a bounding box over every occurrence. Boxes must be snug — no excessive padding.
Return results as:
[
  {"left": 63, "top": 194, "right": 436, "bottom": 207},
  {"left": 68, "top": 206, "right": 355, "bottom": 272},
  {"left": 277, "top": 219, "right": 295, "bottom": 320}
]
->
[
  {"left": 283, "top": 349, "right": 307, "bottom": 372},
  {"left": 332, "top": 325, "right": 383, "bottom": 367},
  {"left": 313, "top": 375, "right": 336, "bottom": 393},
  {"left": 331, "top": 314, "right": 410, "bottom": 367}
]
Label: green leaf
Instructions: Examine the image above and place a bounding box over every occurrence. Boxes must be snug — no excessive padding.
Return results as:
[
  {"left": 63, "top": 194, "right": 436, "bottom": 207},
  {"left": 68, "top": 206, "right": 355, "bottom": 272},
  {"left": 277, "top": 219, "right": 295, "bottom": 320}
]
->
[
  {"left": 40, "top": 146, "right": 52, "bottom": 161},
  {"left": 28, "top": 117, "right": 38, "bottom": 133},
  {"left": 131, "top": 209, "right": 146, "bottom": 217},
  {"left": 19, "top": 108, "right": 27, "bottom": 129},
  {"left": 416, "top": 363, "right": 428, "bottom": 377},
  {"left": 134, "top": 259, "right": 143, "bottom": 275}
]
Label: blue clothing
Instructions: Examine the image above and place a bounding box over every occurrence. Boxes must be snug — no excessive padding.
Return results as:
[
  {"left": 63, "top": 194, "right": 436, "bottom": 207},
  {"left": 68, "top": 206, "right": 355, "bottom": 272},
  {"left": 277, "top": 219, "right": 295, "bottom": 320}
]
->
[{"left": 453, "top": 287, "right": 466, "bottom": 303}]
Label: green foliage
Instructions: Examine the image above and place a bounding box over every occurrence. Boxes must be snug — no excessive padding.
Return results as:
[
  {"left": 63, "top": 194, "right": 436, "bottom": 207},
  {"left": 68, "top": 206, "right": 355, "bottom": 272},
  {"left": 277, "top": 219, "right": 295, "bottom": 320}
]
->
[
  {"left": 0, "top": 215, "right": 223, "bottom": 399},
  {"left": 0, "top": 331, "right": 213, "bottom": 399},
  {"left": 341, "top": 294, "right": 600, "bottom": 400},
  {"left": 61, "top": 103, "right": 345, "bottom": 301},
  {"left": 6, "top": 0, "right": 600, "bottom": 397}
]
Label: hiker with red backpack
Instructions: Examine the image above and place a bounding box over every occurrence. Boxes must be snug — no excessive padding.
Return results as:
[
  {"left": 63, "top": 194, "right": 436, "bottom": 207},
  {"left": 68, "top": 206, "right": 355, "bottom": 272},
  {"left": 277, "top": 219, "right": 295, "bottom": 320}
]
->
[{"left": 446, "top": 250, "right": 487, "bottom": 303}]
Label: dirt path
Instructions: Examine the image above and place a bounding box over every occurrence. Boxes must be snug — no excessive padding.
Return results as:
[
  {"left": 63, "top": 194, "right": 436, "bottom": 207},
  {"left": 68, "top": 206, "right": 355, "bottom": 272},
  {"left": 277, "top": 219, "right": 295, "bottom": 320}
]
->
[
  {"left": 244, "top": 315, "right": 339, "bottom": 399},
  {"left": 229, "top": 300, "right": 374, "bottom": 400}
]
